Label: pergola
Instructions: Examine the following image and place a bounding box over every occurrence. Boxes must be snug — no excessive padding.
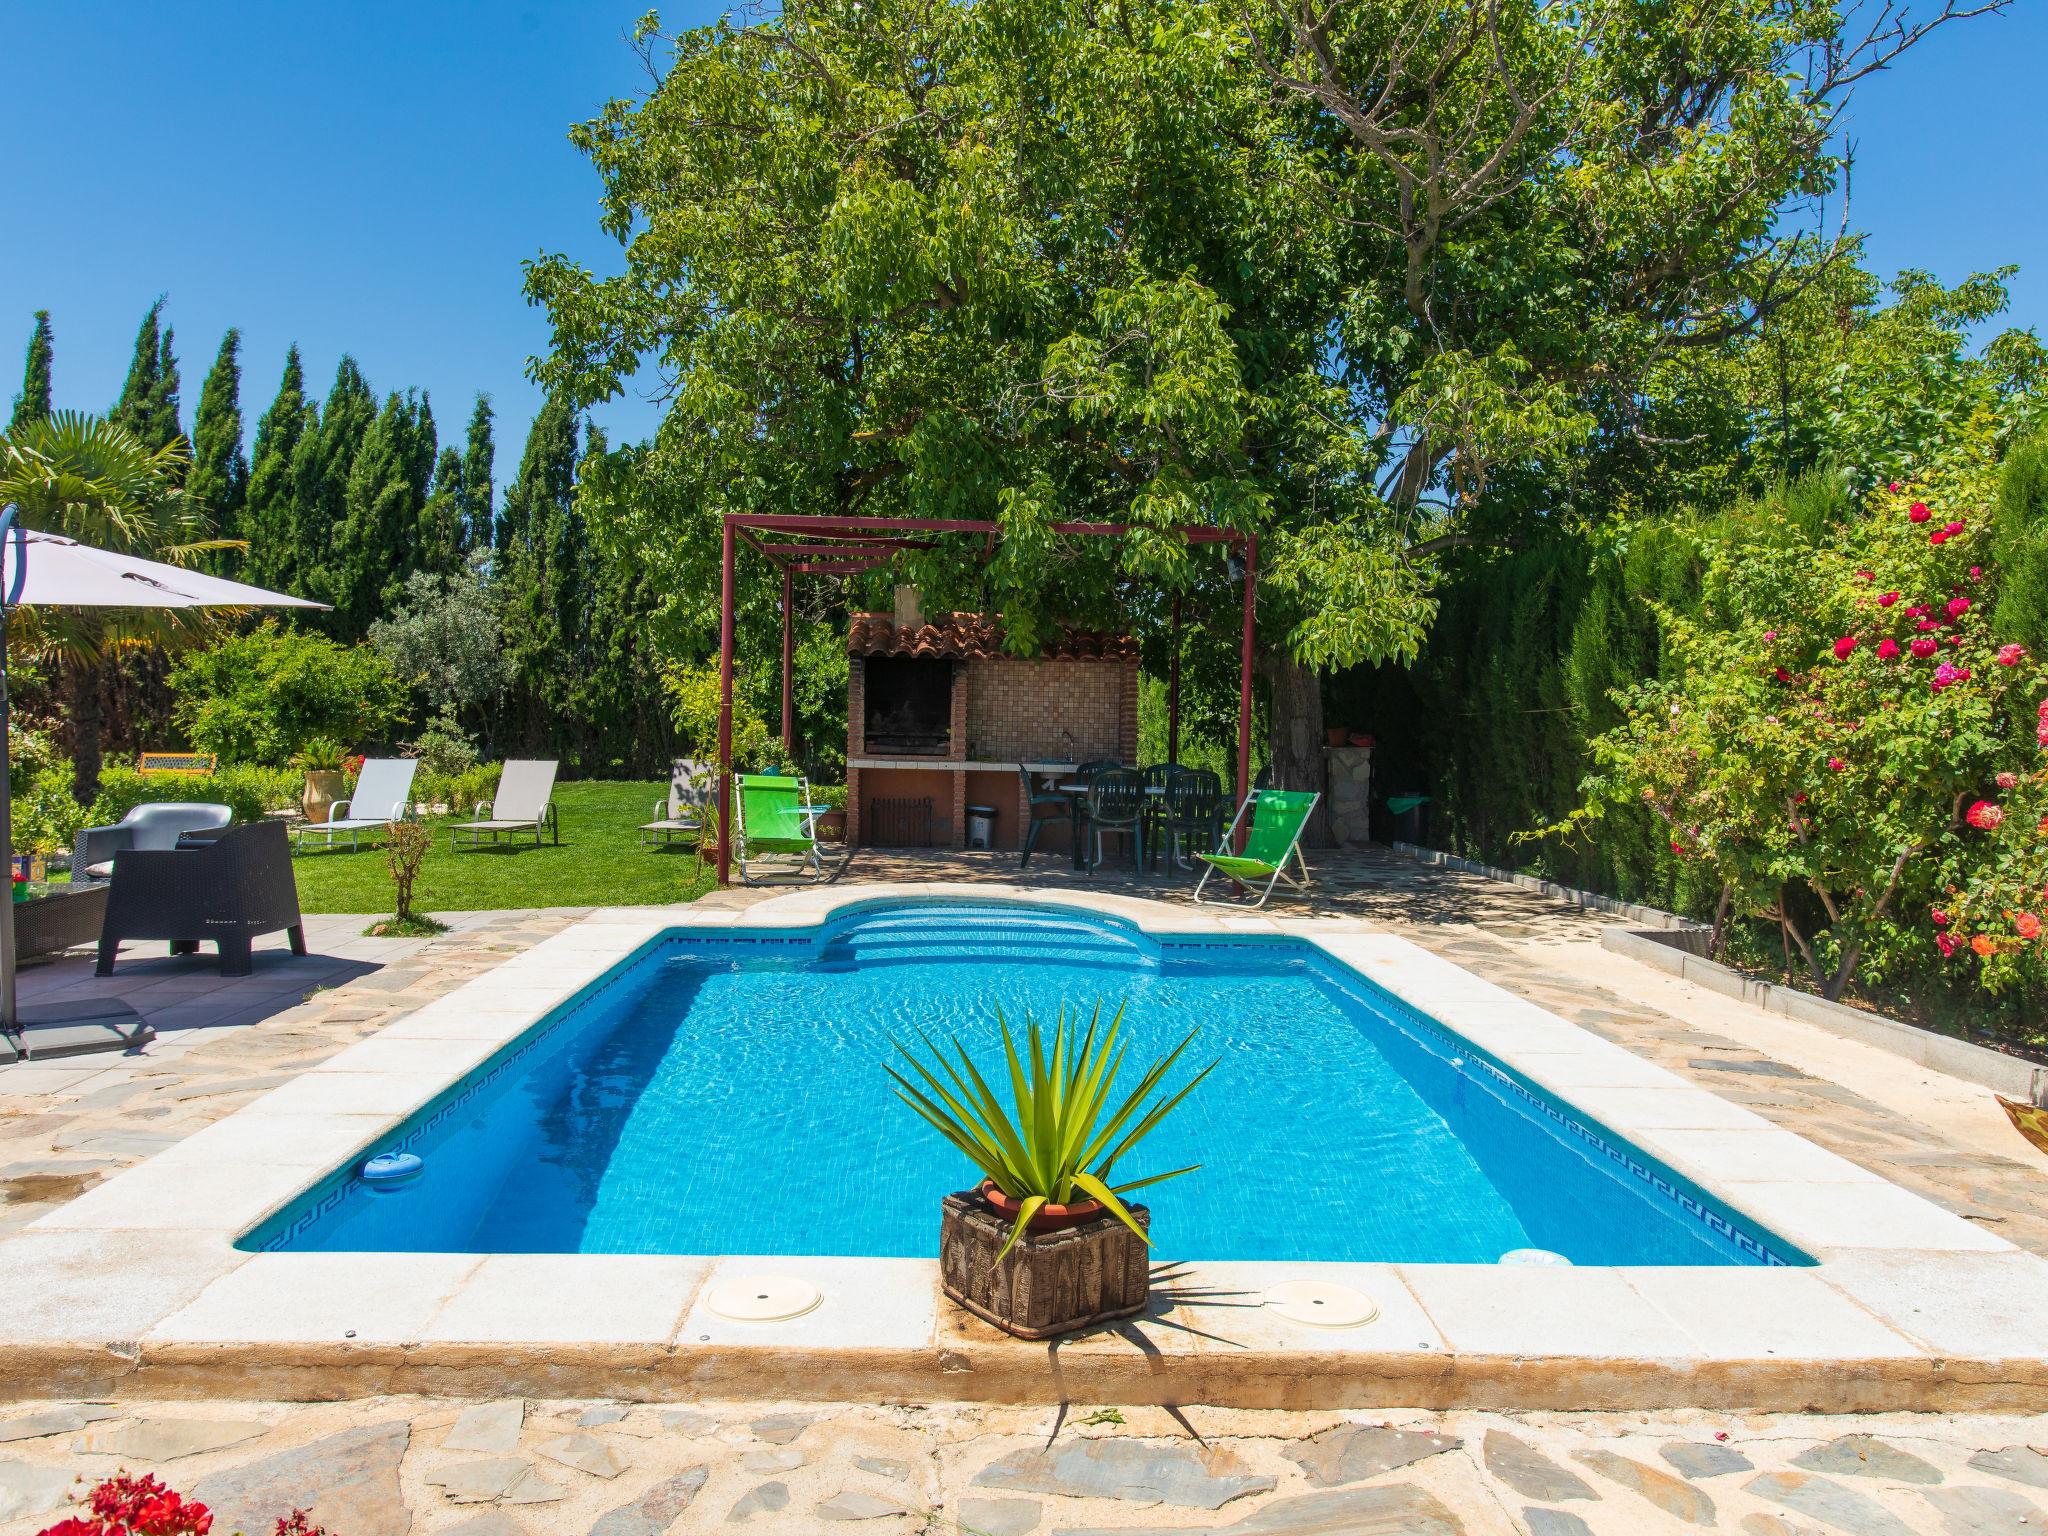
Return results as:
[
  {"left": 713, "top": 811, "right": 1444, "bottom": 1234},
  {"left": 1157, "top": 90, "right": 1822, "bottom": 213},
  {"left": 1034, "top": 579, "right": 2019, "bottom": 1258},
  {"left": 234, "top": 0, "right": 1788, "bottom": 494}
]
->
[{"left": 715, "top": 511, "right": 1258, "bottom": 885}]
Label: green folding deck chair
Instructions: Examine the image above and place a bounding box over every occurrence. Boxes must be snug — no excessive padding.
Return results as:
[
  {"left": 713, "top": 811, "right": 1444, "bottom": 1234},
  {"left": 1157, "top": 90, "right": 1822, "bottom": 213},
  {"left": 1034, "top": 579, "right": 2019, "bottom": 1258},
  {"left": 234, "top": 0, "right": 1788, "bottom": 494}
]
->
[
  {"left": 1192, "top": 789, "right": 1320, "bottom": 908},
  {"left": 733, "top": 772, "right": 826, "bottom": 883}
]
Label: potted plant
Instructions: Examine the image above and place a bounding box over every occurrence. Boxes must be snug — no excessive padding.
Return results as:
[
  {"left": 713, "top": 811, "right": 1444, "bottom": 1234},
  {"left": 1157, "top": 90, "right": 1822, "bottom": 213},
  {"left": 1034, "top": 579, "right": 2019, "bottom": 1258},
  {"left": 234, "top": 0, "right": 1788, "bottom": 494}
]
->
[
  {"left": 290, "top": 737, "right": 349, "bottom": 824},
  {"left": 887, "top": 1001, "right": 1214, "bottom": 1340},
  {"left": 811, "top": 784, "right": 847, "bottom": 841}
]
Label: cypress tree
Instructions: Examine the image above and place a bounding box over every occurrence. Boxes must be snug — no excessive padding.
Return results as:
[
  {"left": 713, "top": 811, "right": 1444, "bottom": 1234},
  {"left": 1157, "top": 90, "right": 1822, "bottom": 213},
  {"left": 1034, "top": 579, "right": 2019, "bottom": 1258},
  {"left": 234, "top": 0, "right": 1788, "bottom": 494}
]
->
[
  {"left": 111, "top": 301, "right": 182, "bottom": 451},
  {"left": 187, "top": 329, "right": 249, "bottom": 554},
  {"left": 497, "top": 391, "right": 575, "bottom": 556},
  {"left": 8, "top": 310, "right": 53, "bottom": 432},
  {"left": 241, "top": 346, "right": 311, "bottom": 592},
  {"left": 420, "top": 447, "right": 467, "bottom": 572},
  {"left": 109, "top": 300, "right": 164, "bottom": 442},
  {"left": 334, "top": 388, "right": 435, "bottom": 636},
  {"left": 290, "top": 355, "right": 376, "bottom": 610},
  {"left": 462, "top": 394, "right": 494, "bottom": 552}
]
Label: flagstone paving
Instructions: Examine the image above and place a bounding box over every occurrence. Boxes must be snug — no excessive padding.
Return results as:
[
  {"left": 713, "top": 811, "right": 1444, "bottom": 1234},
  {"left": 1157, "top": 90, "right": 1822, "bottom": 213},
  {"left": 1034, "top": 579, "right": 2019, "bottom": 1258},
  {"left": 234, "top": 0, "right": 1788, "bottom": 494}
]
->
[{"left": 0, "top": 1397, "right": 2045, "bottom": 1534}]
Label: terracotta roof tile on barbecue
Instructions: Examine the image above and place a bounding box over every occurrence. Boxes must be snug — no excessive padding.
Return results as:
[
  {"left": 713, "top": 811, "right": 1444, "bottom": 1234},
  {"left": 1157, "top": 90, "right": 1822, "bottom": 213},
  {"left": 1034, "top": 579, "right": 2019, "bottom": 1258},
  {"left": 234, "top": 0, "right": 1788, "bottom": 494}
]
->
[{"left": 846, "top": 612, "right": 1137, "bottom": 661}]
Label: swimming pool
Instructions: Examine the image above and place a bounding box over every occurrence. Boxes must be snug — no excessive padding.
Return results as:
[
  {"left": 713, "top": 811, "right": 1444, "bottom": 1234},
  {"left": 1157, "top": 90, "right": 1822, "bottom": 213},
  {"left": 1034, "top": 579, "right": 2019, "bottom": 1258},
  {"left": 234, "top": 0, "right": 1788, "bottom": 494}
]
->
[{"left": 246, "top": 901, "right": 1808, "bottom": 1266}]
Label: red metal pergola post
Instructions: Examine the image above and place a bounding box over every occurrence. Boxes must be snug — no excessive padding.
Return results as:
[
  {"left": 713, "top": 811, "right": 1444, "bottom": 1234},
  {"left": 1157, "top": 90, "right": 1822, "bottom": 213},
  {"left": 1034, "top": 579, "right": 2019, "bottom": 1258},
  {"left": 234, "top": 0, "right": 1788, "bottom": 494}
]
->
[
  {"left": 1167, "top": 595, "right": 1182, "bottom": 765},
  {"left": 716, "top": 515, "right": 736, "bottom": 887},
  {"left": 1236, "top": 533, "right": 1258, "bottom": 812},
  {"left": 780, "top": 564, "right": 795, "bottom": 756}
]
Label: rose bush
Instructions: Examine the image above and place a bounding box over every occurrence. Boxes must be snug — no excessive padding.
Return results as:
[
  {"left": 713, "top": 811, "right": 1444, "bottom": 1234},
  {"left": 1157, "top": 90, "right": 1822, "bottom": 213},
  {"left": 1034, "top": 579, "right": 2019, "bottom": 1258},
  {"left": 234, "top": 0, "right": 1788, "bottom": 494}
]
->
[{"left": 1553, "top": 463, "right": 2047, "bottom": 1001}]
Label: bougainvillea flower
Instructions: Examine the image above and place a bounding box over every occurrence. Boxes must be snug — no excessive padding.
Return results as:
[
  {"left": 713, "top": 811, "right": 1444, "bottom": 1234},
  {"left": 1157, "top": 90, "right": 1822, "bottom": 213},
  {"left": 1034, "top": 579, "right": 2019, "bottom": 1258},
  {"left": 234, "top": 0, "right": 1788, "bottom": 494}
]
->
[
  {"left": 1833, "top": 635, "right": 1857, "bottom": 659},
  {"left": 1911, "top": 637, "right": 1939, "bottom": 658},
  {"left": 1974, "top": 934, "right": 1997, "bottom": 957},
  {"left": 1877, "top": 638, "right": 1900, "bottom": 659},
  {"left": 1877, "top": 592, "right": 1899, "bottom": 607},
  {"left": 1998, "top": 771, "right": 2019, "bottom": 790},
  {"left": 2019, "top": 913, "right": 2043, "bottom": 940},
  {"left": 1909, "top": 502, "right": 1932, "bottom": 522},
  {"left": 1998, "top": 643, "right": 2026, "bottom": 666},
  {"left": 1948, "top": 596, "right": 1972, "bottom": 618},
  {"left": 1967, "top": 799, "right": 2005, "bottom": 830}
]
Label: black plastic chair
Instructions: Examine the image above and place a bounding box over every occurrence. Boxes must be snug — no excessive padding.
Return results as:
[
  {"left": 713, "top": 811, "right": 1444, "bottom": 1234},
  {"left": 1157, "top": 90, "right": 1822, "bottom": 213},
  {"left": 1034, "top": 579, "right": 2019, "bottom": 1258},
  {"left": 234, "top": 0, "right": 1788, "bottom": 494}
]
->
[
  {"left": 96, "top": 820, "right": 306, "bottom": 977},
  {"left": 1084, "top": 769, "right": 1147, "bottom": 873},
  {"left": 1160, "top": 768, "right": 1226, "bottom": 872},
  {"left": 1017, "top": 764, "right": 1074, "bottom": 868}
]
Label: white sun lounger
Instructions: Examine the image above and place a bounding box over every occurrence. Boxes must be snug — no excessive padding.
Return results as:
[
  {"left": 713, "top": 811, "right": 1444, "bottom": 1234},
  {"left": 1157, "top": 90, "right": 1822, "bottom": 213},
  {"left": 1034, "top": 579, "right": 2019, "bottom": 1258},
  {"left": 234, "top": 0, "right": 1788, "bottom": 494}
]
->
[
  {"left": 294, "top": 758, "right": 420, "bottom": 853},
  {"left": 451, "top": 759, "right": 560, "bottom": 850}
]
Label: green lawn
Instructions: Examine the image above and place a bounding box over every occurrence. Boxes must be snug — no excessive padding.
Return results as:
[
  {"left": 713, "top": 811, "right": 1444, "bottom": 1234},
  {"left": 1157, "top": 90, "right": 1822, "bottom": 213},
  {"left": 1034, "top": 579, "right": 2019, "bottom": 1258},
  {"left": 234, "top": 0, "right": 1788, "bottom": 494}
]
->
[{"left": 290, "top": 779, "right": 715, "bottom": 914}]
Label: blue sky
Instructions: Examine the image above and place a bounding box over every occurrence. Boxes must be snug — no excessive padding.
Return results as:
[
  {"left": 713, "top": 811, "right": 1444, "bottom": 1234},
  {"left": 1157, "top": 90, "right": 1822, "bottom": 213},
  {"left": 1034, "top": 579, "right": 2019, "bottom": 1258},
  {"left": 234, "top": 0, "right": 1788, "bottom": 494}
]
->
[{"left": 2, "top": 1, "right": 2042, "bottom": 466}]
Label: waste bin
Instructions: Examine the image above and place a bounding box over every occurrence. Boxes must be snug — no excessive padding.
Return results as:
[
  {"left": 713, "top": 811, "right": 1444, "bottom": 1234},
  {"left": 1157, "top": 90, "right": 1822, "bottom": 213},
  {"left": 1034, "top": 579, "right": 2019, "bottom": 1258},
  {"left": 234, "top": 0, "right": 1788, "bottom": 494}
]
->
[
  {"left": 966, "top": 805, "right": 997, "bottom": 851},
  {"left": 1386, "top": 793, "right": 1430, "bottom": 846}
]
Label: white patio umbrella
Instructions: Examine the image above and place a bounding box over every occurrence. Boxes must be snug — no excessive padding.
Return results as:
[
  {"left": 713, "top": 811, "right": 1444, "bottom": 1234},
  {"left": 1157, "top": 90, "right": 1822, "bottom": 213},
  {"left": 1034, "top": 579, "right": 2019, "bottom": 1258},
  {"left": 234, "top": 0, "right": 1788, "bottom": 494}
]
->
[{"left": 0, "top": 506, "right": 327, "bottom": 1046}]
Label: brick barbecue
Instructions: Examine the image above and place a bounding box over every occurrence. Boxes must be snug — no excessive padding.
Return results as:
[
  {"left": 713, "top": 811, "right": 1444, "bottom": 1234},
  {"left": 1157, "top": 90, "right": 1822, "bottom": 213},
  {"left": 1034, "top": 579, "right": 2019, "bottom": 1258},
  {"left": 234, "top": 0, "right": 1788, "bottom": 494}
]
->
[{"left": 845, "top": 606, "right": 1139, "bottom": 851}]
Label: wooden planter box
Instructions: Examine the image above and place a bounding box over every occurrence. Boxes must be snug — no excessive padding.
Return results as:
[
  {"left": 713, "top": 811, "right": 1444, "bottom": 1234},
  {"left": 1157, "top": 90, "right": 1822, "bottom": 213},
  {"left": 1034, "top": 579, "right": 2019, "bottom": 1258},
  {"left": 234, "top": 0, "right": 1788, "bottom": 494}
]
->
[{"left": 939, "top": 1188, "right": 1150, "bottom": 1340}]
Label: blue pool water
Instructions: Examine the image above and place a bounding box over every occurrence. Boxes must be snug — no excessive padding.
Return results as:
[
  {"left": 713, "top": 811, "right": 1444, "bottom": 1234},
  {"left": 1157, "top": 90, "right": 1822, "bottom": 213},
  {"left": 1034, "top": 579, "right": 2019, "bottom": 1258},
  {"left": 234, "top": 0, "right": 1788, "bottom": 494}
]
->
[{"left": 247, "top": 902, "right": 1807, "bottom": 1265}]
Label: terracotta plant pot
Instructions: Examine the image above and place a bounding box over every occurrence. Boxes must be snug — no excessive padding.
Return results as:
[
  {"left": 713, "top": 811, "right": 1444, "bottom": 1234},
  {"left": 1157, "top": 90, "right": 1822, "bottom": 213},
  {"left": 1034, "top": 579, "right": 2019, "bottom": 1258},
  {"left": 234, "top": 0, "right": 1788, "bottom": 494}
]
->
[
  {"left": 813, "top": 809, "right": 847, "bottom": 841},
  {"left": 979, "top": 1179, "right": 1104, "bottom": 1233},
  {"left": 1326, "top": 726, "right": 1348, "bottom": 747},
  {"left": 301, "top": 770, "right": 347, "bottom": 825}
]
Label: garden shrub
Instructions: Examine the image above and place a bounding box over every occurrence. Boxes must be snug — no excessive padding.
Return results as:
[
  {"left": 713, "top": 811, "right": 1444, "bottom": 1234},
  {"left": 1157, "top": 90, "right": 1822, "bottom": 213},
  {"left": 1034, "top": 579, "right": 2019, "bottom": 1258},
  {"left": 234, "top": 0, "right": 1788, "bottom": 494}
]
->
[
  {"left": 86, "top": 763, "right": 301, "bottom": 829},
  {"left": 421, "top": 760, "right": 503, "bottom": 813},
  {"left": 11, "top": 765, "right": 90, "bottom": 856},
  {"left": 168, "top": 622, "right": 408, "bottom": 765},
  {"left": 1554, "top": 460, "right": 2047, "bottom": 1002},
  {"left": 663, "top": 661, "right": 793, "bottom": 773}
]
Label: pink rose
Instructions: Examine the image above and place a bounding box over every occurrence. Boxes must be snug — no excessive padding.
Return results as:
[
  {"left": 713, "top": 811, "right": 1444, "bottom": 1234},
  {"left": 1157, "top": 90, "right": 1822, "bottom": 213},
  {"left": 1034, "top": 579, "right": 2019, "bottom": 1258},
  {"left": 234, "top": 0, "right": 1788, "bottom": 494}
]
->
[
  {"left": 1905, "top": 605, "right": 1926, "bottom": 618},
  {"left": 1937, "top": 932, "right": 1958, "bottom": 958},
  {"left": 1971, "top": 566, "right": 1983, "bottom": 579},
  {"left": 1932, "top": 909, "right": 1950, "bottom": 927},
  {"left": 1828, "top": 757, "right": 1846, "bottom": 771},
  {"left": 1998, "top": 643, "right": 2025, "bottom": 666},
  {"left": 1833, "top": 635, "right": 1857, "bottom": 659},
  {"left": 1911, "top": 637, "right": 1938, "bottom": 658},
  {"left": 1998, "top": 771, "right": 2019, "bottom": 790},
  {"left": 1877, "top": 592, "right": 1899, "bottom": 607},
  {"left": 1763, "top": 629, "right": 1777, "bottom": 642},
  {"left": 1967, "top": 799, "right": 2005, "bottom": 830},
  {"left": 1945, "top": 520, "right": 1965, "bottom": 535},
  {"left": 1909, "top": 502, "right": 1932, "bottom": 523},
  {"left": 1889, "top": 481, "right": 1901, "bottom": 492},
  {"left": 1877, "top": 638, "right": 1900, "bottom": 659},
  {"left": 1933, "top": 662, "right": 1961, "bottom": 691}
]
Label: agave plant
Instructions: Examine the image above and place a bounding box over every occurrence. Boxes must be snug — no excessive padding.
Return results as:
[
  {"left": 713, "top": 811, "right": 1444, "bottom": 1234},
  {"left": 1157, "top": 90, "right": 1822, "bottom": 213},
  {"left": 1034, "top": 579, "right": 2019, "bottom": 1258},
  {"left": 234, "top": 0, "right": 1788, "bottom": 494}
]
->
[{"left": 886, "top": 1001, "right": 1215, "bottom": 1260}]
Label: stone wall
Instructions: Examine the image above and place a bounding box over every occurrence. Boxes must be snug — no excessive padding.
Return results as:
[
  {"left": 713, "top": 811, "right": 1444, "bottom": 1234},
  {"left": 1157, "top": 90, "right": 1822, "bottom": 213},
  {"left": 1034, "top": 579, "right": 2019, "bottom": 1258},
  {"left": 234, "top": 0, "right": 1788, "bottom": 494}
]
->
[{"left": 964, "top": 656, "right": 1137, "bottom": 764}]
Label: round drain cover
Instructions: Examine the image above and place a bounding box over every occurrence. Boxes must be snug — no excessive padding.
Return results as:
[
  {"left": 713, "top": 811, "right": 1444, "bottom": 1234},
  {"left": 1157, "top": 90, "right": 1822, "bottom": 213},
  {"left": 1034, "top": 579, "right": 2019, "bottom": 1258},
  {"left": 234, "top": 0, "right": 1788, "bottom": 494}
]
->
[
  {"left": 706, "top": 1275, "right": 822, "bottom": 1323},
  {"left": 1499, "top": 1247, "right": 1572, "bottom": 1267},
  {"left": 1263, "top": 1279, "right": 1379, "bottom": 1329}
]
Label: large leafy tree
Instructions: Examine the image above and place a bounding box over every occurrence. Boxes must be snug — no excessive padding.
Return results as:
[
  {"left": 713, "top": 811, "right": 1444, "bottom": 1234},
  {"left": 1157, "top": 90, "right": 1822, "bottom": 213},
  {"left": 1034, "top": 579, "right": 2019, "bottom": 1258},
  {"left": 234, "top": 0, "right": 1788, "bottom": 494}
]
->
[
  {"left": 187, "top": 329, "right": 250, "bottom": 569},
  {"left": 529, "top": 0, "right": 1990, "bottom": 794},
  {"left": 9, "top": 311, "right": 53, "bottom": 432},
  {"left": 527, "top": 0, "right": 1421, "bottom": 795}
]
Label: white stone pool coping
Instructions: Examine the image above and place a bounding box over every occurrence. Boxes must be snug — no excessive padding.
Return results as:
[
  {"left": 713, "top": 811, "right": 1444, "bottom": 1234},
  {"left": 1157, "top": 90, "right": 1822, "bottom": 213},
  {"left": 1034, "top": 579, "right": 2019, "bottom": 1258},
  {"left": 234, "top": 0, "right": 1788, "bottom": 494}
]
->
[{"left": 5, "top": 881, "right": 2046, "bottom": 1411}]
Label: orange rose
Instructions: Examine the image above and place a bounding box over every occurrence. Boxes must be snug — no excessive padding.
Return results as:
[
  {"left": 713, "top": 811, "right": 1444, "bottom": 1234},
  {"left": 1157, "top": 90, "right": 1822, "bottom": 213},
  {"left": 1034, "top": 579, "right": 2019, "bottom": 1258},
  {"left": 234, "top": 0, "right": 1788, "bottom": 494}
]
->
[{"left": 1972, "top": 933, "right": 1996, "bottom": 958}]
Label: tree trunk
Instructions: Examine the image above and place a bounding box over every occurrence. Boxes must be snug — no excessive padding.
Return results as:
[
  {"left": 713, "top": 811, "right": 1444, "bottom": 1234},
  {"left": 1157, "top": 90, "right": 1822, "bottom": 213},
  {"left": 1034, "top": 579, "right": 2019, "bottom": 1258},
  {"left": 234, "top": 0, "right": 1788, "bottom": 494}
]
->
[
  {"left": 1260, "top": 648, "right": 1332, "bottom": 846},
  {"left": 61, "top": 655, "right": 104, "bottom": 806}
]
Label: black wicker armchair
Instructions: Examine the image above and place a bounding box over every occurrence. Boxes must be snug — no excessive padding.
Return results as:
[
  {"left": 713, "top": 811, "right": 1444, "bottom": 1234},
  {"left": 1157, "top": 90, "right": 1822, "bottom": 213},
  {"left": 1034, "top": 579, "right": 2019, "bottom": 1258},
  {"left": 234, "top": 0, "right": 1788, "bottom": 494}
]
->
[{"left": 95, "top": 820, "right": 306, "bottom": 977}]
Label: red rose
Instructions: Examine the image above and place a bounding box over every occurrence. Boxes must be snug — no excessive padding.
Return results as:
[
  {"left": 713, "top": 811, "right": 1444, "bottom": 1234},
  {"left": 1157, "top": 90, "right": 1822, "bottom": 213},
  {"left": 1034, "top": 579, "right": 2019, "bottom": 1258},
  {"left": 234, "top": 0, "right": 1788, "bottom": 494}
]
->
[
  {"left": 1877, "top": 638, "right": 1900, "bottom": 659},
  {"left": 1833, "top": 635, "right": 1857, "bottom": 659},
  {"left": 1909, "top": 502, "right": 1932, "bottom": 522}
]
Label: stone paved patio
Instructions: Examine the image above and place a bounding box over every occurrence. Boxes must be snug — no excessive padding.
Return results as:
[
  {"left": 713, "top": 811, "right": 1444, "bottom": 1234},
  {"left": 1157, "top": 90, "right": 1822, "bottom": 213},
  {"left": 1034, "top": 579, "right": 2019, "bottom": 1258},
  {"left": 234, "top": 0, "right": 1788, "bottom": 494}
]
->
[
  {"left": 5, "top": 852, "right": 2048, "bottom": 1532},
  {"left": 3, "top": 1394, "right": 2048, "bottom": 1533}
]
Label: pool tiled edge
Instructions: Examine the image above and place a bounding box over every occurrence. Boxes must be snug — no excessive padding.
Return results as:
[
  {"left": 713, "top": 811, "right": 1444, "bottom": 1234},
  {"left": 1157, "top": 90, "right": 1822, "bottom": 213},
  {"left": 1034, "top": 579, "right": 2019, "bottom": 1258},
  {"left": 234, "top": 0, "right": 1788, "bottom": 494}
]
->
[{"left": 4, "top": 882, "right": 2045, "bottom": 1412}]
